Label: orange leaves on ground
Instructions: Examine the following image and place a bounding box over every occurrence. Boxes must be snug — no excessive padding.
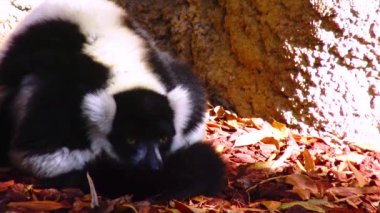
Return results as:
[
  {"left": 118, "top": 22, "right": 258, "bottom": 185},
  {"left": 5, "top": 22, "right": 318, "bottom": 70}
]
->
[
  {"left": 285, "top": 174, "right": 319, "bottom": 200},
  {"left": 1, "top": 105, "right": 380, "bottom": 212},
  {"left": 207, "top": 105, "right": 380, "bottom": 212},
  {"left": 7, "top": 201, "right": 70, "bottom": 211},
  {"left": 0, "top": 180, "right": 15, "bottom": 192}
]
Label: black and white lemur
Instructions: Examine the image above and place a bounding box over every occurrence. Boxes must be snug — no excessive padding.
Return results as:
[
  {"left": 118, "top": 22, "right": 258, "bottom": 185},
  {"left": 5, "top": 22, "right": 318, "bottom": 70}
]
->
[{"left": 0, "top": 0, "right": 225, "bottom": 199}]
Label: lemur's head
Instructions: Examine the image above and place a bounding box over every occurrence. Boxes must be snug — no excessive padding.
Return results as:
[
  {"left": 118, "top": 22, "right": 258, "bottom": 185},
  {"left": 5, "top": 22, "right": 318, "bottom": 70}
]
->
[{"left": 108, "top": 88, "right": 175, "bottom": 171}]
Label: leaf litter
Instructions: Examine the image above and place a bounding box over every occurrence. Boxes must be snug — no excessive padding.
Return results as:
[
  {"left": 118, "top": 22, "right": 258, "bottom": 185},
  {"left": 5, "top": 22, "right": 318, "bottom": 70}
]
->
[{"left": 0, "top": 105, "right": 379, "bottom": 212}]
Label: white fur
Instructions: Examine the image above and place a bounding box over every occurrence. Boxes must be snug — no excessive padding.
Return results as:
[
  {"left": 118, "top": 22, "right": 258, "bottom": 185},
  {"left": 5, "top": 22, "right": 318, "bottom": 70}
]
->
[
  {"left": 10, "top": 89, "right": 119, "bottom": 178},
  {"left": 8, "top": 0, "right": 166, "bottom": 96},
  {"left": 82, "top": 90, "right": 116, "bottom": 135},
  {"left": 184, "top": 121, "right": 206, "bottom": 145},
  {"left": 10, "top": 137, "right": 117, "bottom": 177},
  {"left": 167, "top": 86, "right": 194, "bottom": 152}
]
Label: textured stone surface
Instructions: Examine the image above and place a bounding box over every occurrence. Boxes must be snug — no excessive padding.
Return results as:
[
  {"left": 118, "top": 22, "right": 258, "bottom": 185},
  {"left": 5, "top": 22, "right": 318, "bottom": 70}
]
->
[
  {"left": 125, "top": 0, "right": 380, "bottom": 150},
  {"left": 1, "top": 0, "right": 380, "bottom": 150},
  {"left": 0, "top": 0, "right": 44, "bottom": 45}
]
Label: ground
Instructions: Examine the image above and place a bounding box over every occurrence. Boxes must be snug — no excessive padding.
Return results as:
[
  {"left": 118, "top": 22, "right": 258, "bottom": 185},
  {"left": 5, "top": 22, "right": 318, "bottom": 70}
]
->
[{"left": 0, "top": 105, "right": 379, "bottom": 212}]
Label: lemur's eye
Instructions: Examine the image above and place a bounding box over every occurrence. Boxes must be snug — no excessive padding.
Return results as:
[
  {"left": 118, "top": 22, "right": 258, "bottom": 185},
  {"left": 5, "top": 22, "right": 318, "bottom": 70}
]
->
[
  {"left": 126, "top": 138, "right": 136, "bottom": 145},
  {"left": 159, "top": 137, "right": 169, "bottom": 145}
]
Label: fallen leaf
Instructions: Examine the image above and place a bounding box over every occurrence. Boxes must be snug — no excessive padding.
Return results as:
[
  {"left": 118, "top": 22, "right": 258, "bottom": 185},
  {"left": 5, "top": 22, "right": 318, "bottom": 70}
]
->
[
  {"left": 213, "top": 106, "right": 225, "bottom": 118},
  {"left": 347, "top": 161, "right": 366, "bottom": 187},
  {"left": 0, "top": 180, "right": 15, "bottom": 192},
  {"left": 292, "top": 187, "right": 312, "bottom": 200},
  {"left": 281, "top": 199, "right": 333, "bottom": 213},
  {"left": 302, "top": 149, "right": 315, "bottom": 172},
  {"left": 261, "top": 200, "right": 281, "bottom": 213},
  {"left": 248, "top": 161, "right": 273, "bottom": 170},
  {"left": 170, "top": 200, "right": 206, "bottom": 213},
  {"left": 115, "top": 204, "right": 138, "bottom": 213},
  {"left": 271, "top": 138, "right": 299, "bottom": 169},
  {"left": 295, "top": 160, "right": 307, "bottom": 172},
  {"left": 336, "top": 153, "right": 366, "bottom": 164},
  {"left": 7, "top": 201, "right": 70, "bottom": 211},
  {"left": 285, "top": 174, "right": 319, "bottom": 199},
  {"left": 261, "top": 137, "right": 281, "bottom": 150},
  {"left": 234, "top": 129, "right": 272, "bottom": 147},
  {"left": 327, "top": 186, "right": 380, "bottom": 197},
  {"left": 271, "top": 121, "right": 289, "bottom": 140}
]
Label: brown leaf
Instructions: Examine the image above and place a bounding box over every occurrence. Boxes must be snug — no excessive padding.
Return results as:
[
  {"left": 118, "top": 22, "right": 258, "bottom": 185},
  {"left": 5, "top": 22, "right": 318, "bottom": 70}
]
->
[
  {"left": 0, "top": 180, "right": 15, "bottom": 192},
  {"left": 302, "top": 149, "right": 315, "bottom": 172},
  {"left": 281, "top": 199, "right": 333, "bottom": 213},
  {"left": 347, "top": 161, "right": 366, "bottom": 187},
  {"left": 285, "top": 174, "right": 319, "bottom": 199},
  {"left": 261, "top": 137, "right": 281, "bottom": 150},
  {"left": 327, "top": 186, "right": 380, "bottom": 197},
  {"left": 170, "top": 200, "right": 206, "bottom": 213},
  {"left": 7, "top": 201, "right": 70, "bottom": 211}
]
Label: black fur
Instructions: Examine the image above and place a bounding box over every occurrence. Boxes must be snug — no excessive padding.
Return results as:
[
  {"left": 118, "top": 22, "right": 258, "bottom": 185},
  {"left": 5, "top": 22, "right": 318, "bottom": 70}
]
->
[
  {"left": 36, "top": 143, "right": 225, "bottom": 200},
  {"left": 0, "top": 20, "right": 109, "bottom": 152},
  {"left": 108, "top": 89, "right": 175, "bottom": 165}
]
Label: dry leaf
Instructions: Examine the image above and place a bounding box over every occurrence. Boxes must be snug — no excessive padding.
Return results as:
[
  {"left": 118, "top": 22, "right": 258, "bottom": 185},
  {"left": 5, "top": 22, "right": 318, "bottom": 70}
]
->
[
  {"left": 302, "top": 149, "right": 315, "bottom": 172},
  {"left": 285, "top": 174, "right": 319, "bottom": 199},
  {"left": 249, "top": 161, "right": 274, "bottom": 170},
  {"left": 271, "top": 121, "right": 289, "bottom": 140},
  {"left": 347, "top": 161, "right": 366, "bottom": 187},
  {"left": 0, "top": 180, "right": 15, "bottom": 192},
  {"left": 170, "top": 200, "right": 206, "bottom": 213},
  {"left": 271, "top": 138, "right": 298, "bottom": 169},
  {"left": 327, "top": 186, "right": 380, "bottom": 197},
  {"left": 8, "top": 201, "right": 70, "bottom": 211},
  {"left": 295, "top": 160, "right": 307, "bottom": 172},
  {"left": 261, "top": 200, "right": 281, "bottom": 213},
  {"left": 261, "top": 137, "right": 281, "bottom": 150},
  {"left": 281, "top": 199, "right": 333, "bottom": 213},
  {"left": 234, "top": 129, "right": 272, "bottom": 147},
  {"left": 336, "top": 153, "right": 366, "bottom": 164}
]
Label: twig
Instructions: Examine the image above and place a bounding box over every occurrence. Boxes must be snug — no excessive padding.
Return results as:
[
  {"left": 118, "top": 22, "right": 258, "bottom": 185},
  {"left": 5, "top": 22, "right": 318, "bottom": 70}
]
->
[{"left": 86, "top": 172, "right": 99, "bottom": 208}]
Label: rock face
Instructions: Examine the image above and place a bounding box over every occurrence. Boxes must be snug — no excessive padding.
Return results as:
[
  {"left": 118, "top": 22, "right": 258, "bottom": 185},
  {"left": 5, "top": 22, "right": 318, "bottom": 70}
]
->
[
  {"left": 0, "top": 0, "right": 44, "bottom": 45},
  {"left": 125, "top": 0, "right": 380, "bottom": 149},
  {"left": 1, "top": 0, "right": 380, "bottom": 149}
]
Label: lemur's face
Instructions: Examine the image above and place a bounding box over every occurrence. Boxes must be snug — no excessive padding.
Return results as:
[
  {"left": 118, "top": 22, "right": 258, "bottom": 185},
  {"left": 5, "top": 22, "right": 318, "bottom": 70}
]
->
[{"left": 108, "top": 89, "right": 175, "bottom": 171}]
